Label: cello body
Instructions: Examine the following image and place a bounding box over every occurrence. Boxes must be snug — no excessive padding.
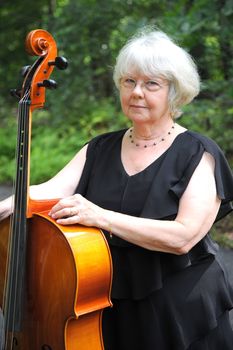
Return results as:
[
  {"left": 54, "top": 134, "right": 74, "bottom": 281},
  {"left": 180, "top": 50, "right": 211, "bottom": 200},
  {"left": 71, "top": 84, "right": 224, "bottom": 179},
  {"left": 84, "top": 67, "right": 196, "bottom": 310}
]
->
[
  {"left": 0, "top": 29, "right": 112, "bottom": 349},
  {"left": 0, "top": 211, "right": 112, "bottom": 349}
]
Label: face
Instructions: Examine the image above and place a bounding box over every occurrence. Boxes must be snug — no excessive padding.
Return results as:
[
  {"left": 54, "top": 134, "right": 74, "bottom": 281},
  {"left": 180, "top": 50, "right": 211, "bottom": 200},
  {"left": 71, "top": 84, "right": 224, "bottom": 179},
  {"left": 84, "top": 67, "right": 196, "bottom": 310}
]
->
[{"left": 119, "top": 72, "right": 170, "bottom": 125}]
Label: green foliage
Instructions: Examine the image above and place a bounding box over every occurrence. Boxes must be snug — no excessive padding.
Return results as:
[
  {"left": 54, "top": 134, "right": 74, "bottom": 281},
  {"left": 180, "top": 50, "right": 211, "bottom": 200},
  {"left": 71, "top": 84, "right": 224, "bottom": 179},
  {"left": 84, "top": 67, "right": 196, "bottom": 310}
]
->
[
  {"left": 212, "top": 214, "right": 233, "bottom": 249},
  {"left": 0, "top": 0, "right": 232, "bottom": 245},
  {"left": 212, "top": 231, "right": 233, "bottom": 249},
  {"left": 1, "top": 0, "right": 233, "bottom": 179},
  {"left": 0, "top": 119, "right": 17, "bottom": 183},
  {"left": 0, "top": 100, "right": 128, "bottom": 184},
  {"left": 182, "top": 97, "right": 233, "bottom": 162}
]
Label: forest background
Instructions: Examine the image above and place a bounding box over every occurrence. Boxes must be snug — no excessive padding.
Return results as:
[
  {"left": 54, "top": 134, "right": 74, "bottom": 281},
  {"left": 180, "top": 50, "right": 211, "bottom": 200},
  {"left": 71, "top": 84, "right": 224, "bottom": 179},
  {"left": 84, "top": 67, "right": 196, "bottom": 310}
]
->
[{"left": 0, "top": 0, "right": 233, "bottom": 245}]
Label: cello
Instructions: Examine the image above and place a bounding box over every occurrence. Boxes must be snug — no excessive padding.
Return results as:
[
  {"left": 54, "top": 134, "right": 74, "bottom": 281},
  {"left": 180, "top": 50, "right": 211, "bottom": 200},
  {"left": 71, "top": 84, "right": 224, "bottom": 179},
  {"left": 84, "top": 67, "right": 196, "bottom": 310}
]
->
[{"left": 0, "top": 29, "right": 112, "bottom": 350}]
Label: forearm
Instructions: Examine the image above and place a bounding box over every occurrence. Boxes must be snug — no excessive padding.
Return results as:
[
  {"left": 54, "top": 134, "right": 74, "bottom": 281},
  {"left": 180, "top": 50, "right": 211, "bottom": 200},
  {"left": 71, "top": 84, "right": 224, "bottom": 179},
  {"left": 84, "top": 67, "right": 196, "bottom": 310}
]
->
[
  {"left": 0, "top": 195, "right": 14, "bottom": 221},
  {"left": 100, "top": 209, "right": 189, "bottom": 254},
  {"left": 49, "top": 195, "right": 187, "bottom": 254},
  {"left": 50, "top": 154, "right": 221, "bottom": 254},
  {"left": 29, "top": 182, "right": 62, "bottom": 200}
]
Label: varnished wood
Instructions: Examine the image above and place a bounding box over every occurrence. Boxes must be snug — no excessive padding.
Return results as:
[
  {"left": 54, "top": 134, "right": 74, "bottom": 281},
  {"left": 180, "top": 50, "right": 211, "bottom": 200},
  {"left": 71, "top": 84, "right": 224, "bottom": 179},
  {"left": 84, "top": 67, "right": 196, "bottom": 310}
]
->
[
  {"left": 0, "top": 208, "right": 112, "bottom": 349},
  {"left": 66, "top": 311, "right": 104, "bottom": 349},
  {"left": 25, "top": 29, "right": 57, "bottom": 110},
  {"left": 0, "top": 29, "right": 113, "bottom": 349},
  {"left": 26, "top": 212, "right": 112, "bottom": 349},
  {"left": 0, "top": 218, "right": 10, "bottom": 307},
  {"left": 27, "top": 198, "right": 60, "bottom": 218}
]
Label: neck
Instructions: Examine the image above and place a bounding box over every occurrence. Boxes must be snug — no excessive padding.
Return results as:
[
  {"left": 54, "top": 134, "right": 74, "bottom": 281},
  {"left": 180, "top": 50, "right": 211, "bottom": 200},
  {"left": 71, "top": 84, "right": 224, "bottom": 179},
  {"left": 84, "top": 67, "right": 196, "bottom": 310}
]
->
[
  {"left": 132, "top": 118, "right": 175, "bottom": 141},
  {"left": 129, "top": 120, "right": 175, "bottom": 149}
]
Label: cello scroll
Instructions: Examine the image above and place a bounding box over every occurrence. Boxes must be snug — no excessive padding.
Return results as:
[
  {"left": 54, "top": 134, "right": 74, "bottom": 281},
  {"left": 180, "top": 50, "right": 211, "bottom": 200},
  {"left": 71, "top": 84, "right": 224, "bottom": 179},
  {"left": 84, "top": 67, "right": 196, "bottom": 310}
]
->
[{"left": 24, "top": 29, "right": 67, "bottom": 110}]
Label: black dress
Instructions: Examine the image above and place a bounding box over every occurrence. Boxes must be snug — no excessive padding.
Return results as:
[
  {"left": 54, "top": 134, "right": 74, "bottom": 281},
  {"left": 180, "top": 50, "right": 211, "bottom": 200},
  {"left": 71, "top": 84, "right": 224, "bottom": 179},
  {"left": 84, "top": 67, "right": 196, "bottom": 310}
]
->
[{"left": 76, "top": 129, "right": 233, "bottom": 350}]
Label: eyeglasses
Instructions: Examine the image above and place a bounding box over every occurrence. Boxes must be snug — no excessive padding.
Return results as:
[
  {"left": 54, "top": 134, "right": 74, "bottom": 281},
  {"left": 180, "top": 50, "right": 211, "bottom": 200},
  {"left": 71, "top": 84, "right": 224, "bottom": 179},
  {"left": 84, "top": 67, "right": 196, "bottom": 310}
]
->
[{"left": 120, "top": 77, "right": 167, "bottom": 92}]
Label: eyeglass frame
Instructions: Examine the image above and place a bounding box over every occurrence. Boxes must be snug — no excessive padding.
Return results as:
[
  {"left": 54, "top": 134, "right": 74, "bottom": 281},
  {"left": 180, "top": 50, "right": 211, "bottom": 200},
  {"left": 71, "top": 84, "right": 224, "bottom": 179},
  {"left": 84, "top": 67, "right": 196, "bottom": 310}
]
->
[{"left": 120, "top": 77, "right": 168, "bottom": 92}]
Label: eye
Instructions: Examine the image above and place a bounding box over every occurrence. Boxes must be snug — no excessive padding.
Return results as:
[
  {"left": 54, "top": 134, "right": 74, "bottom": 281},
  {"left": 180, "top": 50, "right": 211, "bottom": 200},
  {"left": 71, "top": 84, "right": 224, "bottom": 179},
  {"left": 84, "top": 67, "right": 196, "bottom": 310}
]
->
[
  {"left": 121, "top": 78, "right": 136, "bottom": 89},
  {"left": 145, "top": 80, "right": 160, "bottom": 91}
]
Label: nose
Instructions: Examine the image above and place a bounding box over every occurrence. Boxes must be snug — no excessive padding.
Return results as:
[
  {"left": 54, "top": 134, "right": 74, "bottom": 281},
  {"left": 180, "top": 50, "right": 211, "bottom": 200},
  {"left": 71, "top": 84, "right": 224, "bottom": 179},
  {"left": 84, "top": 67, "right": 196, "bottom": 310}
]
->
[{"left": 131, "top": 81, "right": 144, "bottom": 97}]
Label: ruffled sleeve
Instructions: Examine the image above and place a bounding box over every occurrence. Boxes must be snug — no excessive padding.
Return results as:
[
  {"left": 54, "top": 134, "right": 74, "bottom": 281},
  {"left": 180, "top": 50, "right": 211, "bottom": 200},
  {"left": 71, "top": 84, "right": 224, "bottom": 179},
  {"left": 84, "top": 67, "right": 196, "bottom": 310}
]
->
[
  {"left": 141, "top": 131, "right": 233, "bottom": 222},
  {"left": 170, "top": 131, "right": 233, "bottom": 222}
]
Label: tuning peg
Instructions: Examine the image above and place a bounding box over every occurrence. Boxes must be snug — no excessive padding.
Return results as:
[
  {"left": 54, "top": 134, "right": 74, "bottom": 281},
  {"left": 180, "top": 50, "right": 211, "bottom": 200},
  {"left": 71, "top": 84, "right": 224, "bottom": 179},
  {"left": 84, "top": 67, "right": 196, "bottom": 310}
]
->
[
  {"left": 10, "top": 89, "right": 22, "bottom": 99},
  {"left": 48, "top": 56, "right": 68, "bottom": 70},
  {"left": 37, "top": 79, "right": 58, "bottom": 89},
  {"left": 20, "top": 65, "right": 31, "bottom": 78}
]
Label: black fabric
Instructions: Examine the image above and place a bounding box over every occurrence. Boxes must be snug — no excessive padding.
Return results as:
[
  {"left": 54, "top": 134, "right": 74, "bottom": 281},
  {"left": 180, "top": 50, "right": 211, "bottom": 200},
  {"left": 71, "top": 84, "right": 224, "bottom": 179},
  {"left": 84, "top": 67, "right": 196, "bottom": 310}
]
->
[{"left": 75, "top": 129, "right": 233, "bottom": 349}]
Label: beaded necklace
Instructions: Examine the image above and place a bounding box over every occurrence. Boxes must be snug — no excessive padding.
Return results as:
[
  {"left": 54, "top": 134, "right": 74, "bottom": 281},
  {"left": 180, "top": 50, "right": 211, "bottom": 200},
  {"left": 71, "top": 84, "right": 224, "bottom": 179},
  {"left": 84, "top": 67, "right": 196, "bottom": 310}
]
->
[{"left": 129, "top": 123, "right": 175, "bottom": 148}]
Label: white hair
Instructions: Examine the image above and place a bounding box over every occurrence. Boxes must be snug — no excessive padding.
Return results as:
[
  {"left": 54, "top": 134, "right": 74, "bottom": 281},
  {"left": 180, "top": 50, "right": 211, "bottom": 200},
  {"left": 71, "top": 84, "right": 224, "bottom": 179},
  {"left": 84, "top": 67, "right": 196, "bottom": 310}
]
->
[{"left": 113, "top": 29, "right": 200, "bottom": 118}]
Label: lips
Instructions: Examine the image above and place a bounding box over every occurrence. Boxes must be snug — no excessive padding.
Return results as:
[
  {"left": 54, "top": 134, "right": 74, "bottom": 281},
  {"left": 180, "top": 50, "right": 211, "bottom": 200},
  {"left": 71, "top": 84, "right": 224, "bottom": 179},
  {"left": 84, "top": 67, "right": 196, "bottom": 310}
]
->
[{"left": 130, "top": 105, "right": 147, "bottom": 108}]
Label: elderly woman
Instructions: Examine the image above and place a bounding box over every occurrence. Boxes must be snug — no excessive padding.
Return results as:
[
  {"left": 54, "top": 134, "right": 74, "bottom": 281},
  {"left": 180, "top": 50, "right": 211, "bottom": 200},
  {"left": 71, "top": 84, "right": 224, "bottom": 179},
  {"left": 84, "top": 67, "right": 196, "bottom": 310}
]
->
[{"left": 1, "top": 29, "right": 233, "bottom": 349}]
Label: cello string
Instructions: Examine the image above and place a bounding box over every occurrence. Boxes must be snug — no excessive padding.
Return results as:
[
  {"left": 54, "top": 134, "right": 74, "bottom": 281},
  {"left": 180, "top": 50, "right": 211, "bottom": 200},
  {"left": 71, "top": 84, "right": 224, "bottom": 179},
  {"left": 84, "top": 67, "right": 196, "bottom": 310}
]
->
[
  {"left": 4, "top": 90, "right": 30, "bottom": 348},
  {"left": 3, "top": 95, "right": 23, "bottom": 319},
  {"left": 3, "top": 93, "right": 25, "bottom": 311},
  {"left": 5, "top": 94, "right": 26, "bottom": 348},
  {"left": 2, "top": 106, "right": 19, "bottom": 316},
  {"left": 10, "top": 91, "right": 28, "bottom": 340},
  {"left": 11, "top": 91, "right": 29, "bottom": 331},
  {"left": 3, "top": 96, "right": 23, "bottom": 348}
]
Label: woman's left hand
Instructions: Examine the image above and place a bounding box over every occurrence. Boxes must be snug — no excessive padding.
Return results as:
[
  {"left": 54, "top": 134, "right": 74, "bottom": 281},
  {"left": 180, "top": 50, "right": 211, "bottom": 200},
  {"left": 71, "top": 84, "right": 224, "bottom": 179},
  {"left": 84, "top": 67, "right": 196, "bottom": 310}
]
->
[{"left": 48, "top": 194, "right": 106, "bottom": 227}]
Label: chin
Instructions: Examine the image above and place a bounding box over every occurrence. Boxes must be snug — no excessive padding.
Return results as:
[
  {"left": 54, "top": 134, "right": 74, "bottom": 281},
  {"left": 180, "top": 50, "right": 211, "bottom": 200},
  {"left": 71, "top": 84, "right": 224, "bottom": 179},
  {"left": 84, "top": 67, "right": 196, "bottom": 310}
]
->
[{"left": 127, "top": 113, "right": 150, "bottom": 122}]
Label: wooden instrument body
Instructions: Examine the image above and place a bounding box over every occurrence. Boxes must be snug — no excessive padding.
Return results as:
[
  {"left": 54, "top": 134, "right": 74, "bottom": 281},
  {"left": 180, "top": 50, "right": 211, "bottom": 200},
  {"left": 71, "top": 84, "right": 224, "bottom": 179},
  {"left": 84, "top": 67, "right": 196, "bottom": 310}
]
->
[
  {"left": 0, "top": 204, "right": 112, "bottom": 349},
  {"left": 0, "top": 29, "right": 113, "bottom": 349}
]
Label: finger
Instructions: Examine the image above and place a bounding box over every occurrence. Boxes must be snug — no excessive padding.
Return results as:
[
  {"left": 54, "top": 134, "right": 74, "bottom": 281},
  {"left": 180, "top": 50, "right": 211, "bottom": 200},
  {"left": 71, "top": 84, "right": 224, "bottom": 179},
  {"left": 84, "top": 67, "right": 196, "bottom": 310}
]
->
[
  {"left": 56, "top": 215, "right": 81, "bottom": 225},
  {"left": 69, "top": 207, "right": 79, "bottom": 217},
  {"left": 49, "top": 202, "right": 65, "bottom": 216},
  {"left": 49, "top": 195, "right": 82, "bottom": 216},
  {"left": 50, "top": 207, "right": 75, "bottom": 219},
  {"left": 49, "top": 199, "right": 73, "bottom": 216}
]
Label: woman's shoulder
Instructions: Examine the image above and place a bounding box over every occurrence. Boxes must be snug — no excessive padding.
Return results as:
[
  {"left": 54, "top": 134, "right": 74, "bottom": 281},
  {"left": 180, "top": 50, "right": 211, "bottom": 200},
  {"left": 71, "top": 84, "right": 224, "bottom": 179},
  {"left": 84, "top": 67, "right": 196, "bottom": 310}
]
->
[
  {"left": 177, "top": 130, "right": 225, "bottom": 158},
  {"left": 186, "top": 130, "right": 221, "bottom": 148},
  {"left": 86, "top": 129, "right": 126, "bottom": 157},
  {"left": 88, "top": 129, "right": 126, "bottom": 146}
]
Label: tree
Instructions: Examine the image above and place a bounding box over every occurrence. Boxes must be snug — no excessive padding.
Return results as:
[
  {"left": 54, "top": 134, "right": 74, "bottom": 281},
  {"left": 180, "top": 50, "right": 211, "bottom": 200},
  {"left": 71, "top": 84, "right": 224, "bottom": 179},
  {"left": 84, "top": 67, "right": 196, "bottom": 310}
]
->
[{"left": 0, "top": 0, "right": 232, "bottom": 183}]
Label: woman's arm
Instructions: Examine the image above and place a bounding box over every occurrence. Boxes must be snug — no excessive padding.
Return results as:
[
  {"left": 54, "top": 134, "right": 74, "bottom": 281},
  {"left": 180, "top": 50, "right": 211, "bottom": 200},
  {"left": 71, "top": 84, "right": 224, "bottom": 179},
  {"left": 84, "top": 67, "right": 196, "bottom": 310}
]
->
[
  {"left": 0, "top": 144, "right": 88, "bottom": 221},
  {"left": 50, "top": 152, "right": 221, "bottom": 255},
  {"left": 30, "top": 144, "right": 88, "bottom": 199},
  {"left": 0, "top": 195, "right": 14, "bottom": 222}
]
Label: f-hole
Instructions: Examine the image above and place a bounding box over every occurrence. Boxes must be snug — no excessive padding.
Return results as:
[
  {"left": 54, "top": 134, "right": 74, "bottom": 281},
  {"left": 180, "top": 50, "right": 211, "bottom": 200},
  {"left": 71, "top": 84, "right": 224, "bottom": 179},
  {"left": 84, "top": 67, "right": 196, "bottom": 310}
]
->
[
  {"left": 42, "top": 345, "right": 52, "bottom": 350},
  {"left": 12, "top": 337, "right": 18, "bottom": 348}
]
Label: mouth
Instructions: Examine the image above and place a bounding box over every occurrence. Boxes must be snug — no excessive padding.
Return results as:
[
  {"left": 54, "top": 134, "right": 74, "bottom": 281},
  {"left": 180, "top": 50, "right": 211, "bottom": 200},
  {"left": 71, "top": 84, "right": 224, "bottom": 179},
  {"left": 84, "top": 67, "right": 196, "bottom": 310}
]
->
[{"left": 130, "top": 104, "right": 147, "bottom": 109}]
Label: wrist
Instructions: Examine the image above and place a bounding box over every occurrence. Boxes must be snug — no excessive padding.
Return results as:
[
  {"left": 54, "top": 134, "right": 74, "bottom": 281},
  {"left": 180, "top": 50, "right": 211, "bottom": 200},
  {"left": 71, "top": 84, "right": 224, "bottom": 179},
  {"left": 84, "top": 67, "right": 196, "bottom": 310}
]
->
[{"left": 100, "top": 209, "right": 115, "bottom": 237}]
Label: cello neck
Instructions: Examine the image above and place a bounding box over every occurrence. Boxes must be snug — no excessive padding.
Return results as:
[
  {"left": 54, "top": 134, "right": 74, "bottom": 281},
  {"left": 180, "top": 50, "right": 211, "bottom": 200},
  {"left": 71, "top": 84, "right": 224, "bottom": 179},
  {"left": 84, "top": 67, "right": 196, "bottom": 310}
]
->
[
  {"left": 3, "top": 91, "right": 31, "bottom": 333},
  {"left": 15, "top": 93, "right": 31, "bottom": 221},
  {"left": 3, "top": 30, "right": 59, "bottom": 340}
]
